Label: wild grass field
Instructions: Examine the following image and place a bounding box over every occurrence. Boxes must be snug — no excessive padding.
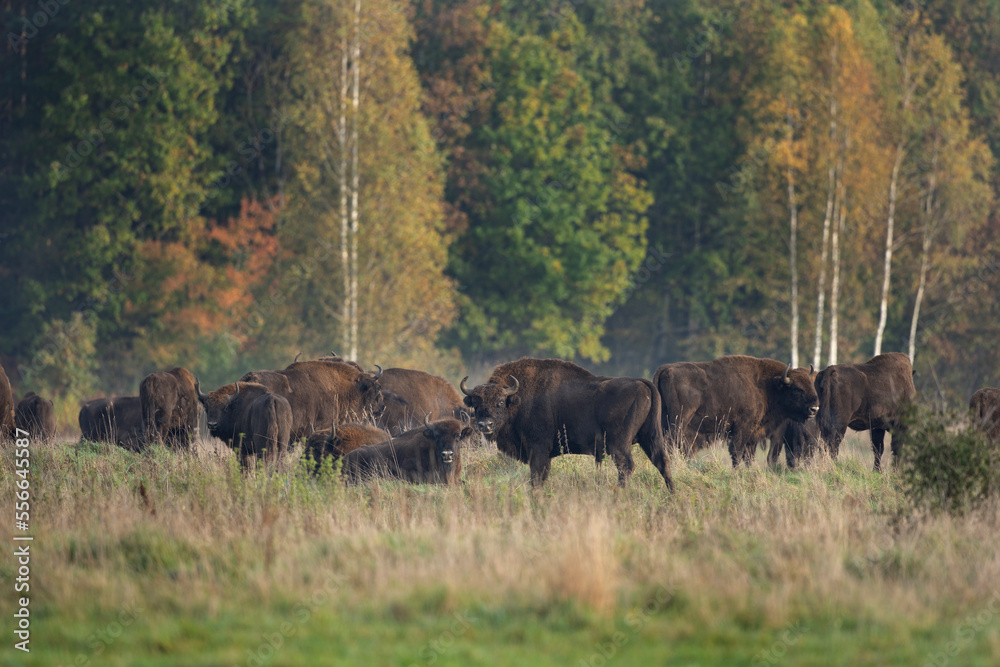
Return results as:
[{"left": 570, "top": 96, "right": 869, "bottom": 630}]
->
[{"left": 2, "top": 432, "right": 999, "bottom": 666}]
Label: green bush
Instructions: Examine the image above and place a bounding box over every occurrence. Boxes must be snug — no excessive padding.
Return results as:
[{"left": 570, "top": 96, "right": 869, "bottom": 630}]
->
[{"left": 897, "top": 404, "right": 1000, "bottom": 515}]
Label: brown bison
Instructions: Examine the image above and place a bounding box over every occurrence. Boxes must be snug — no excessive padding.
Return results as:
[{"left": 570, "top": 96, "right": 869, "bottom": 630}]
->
[
  {"left": 139, "top": 367, "right": 200, "bottom": 449},
  {"left": 969, "top": 387, "right": 1000, "bottom": 442},
  {"left": 814, "top": 352, "right": 916, "bottom": 472},
  {"left": 375, "top": 368, "right": 468, "bottom": 435},
  {"left": 654, "top": 355, "right": 819, "bottom": 467},
  {"left": 0, "top": 362, "right": 14, "bottom": 439},
  {"left": 197, "top": 381, "right": 293, "bottom": 468},
  {"left": 238, "top": 360, "right": 384, "bottom": 440},
  {"left": 341, "top": 414, "right": 469, "bottom": 484},
  {"left": 767, "top": 417, "right": 822, "bottom": 469},
  {"left": 78, "top": 396, "right": 145, "bottom": 451},
  {"left": 461, "top": 358, "right": 673, "bottom": 489},
  {"left": 303, "top": 421, "right": 391, "bottom": 472},
  {"left": 15, "top": 392, "right": 56, "bottom": 441}
]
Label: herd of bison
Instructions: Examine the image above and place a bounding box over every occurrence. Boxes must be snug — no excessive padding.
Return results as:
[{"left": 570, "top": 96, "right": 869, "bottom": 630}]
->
[{"left": 2, "top": 351, "right": 999, "bottom": 489}]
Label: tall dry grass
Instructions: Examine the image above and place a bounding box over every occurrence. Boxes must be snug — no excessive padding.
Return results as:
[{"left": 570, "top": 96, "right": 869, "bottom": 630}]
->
[{"left": 2, "top": 432, "right": 1000, "bottom": 644}]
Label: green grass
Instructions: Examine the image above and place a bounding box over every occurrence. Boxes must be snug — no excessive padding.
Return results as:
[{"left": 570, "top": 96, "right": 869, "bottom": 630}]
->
[{"left": 2, "top": 434, "right": 999, "bottom": 665}]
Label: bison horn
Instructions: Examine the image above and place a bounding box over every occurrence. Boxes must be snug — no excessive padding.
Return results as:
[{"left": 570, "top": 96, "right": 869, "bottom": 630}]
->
[
  {"left": 329, "top": 421, "right": 336, "bottom": 440},
  {"left": 294, "top": 352, "right": 302, "bottom": 363},
  {"left": 504, "top": 375, "right": 520, "bottom": 396},
  {"left": 233, "top": 382, "right": 240, "bottom": 397},
  {"left": 195, "top": 378, "right": 208, "bottom": 404},
  {"left": 424, "top": 412, "right": 433, "bottom": 428},
  {"left": 460, "top": 376, "right": 471, "bottom": 396},
  {"left": 782, "top": 363, "right": 792, "bottom": 385},
  {"left": 810, "top": 364, "right": 815, "bottom": 374},
  {"left": 372, "top": 364, "right": 383, "bottom": 380}
]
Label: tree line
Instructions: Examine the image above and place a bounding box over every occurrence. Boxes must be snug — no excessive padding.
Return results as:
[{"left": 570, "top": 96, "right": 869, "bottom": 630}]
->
[{"left": 1, "top": 0, "right": 997, "bottom": 425}]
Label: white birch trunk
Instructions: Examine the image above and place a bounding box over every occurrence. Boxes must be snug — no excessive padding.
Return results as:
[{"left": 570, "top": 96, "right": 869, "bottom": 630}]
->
[
  {"left": 348, "top": 0, "right": 361, "bottom": 360},
  {"left": 908, "top": 146, "right": 938, "bottom": 362},
  {"left": 873, "top": 141, "right": 905, "bottom": 356},
  {"left": 339, "top": 35, "right": 350, "bottom": 356},
  {"left": 786, "top": 115, "right": 799, "bottom": 368}
]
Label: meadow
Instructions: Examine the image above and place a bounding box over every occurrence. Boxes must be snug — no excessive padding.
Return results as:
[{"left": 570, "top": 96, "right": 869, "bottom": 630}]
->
[{"left": 2, "top": 432, "right": 999, "bottom": 666}]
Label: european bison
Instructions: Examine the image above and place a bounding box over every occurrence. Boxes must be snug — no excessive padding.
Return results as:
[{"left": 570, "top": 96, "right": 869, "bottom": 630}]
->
[
  {"left": 197, "top": 381, "right": 293, "bottom": 468},
  {"left": 461, "top": 358, "right": 673, "bottom": 489},
  {"left": 814, "top": 352, "right": 916, "bottom": 472},
  {"left": 767, "top": 417, "right": 822, "bottom": 469},
  {"left": 0, "top": 362, "right": 13, "bottom": 439},
  {"left": 654, "top": 355, "right": 819, "bottom": 467},
  {"left": 15, "top": 392, "right": 56, "bottom": 441},
  {"left": 238, "top": 360, "right": 384, "bottom": 439},
  {"left": 78, "top": 396, "right": 145, "bottom": 451},
  {"left": 970, "top": 387, "right": 1000, "bottom": 442},
  {"left": 341, "top": 414, "right": 469, "bottom": 485},
  {"left": 376, "top": 368, "right": 468, "bottom": 435},
  {"left": 139, "top": 367, "right": 200, "bottom": 449},
  {"left": 303, "top": 421, "right": 391, "bottom": 472}
]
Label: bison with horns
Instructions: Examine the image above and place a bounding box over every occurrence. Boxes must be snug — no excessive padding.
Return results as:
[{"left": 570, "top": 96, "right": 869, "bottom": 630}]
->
[
  {"left": 654, "top": 355, "right": 819, "bottom": 467},
  {"left": 814, "top": 352, "right": 916, "bottom": 472},
  {"left": 139, "top": 367, "right": 200, "bottom": 449},
  {"left": 197, "top": 381, "right": 293, "bottom": 469},
  {"left": 461, "top": 358, "right": 673, "bottom": 490}
]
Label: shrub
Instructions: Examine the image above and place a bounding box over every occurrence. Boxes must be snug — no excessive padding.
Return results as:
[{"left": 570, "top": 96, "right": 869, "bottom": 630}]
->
[{"left": 897, "top": 404, "right": 1000, "bottom": 515}]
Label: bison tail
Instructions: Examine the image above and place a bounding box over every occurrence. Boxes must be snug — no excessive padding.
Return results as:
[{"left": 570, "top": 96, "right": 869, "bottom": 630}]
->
[{"left": 637, "top": 379, "right": 674, "bottom": 492}]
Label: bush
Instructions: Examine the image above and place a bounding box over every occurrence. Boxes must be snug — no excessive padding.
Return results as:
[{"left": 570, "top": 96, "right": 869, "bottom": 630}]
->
[{"left": 897, "top": 404, "right": 1000, "bottom": 515}]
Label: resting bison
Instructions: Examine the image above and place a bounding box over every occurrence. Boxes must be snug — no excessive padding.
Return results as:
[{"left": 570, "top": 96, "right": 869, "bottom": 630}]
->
[
  {"left": 461, "top": 358, "right": 673, "bottom": 489},
  {"left": 814, "top": 352, "right": 916, "bottom": 472},
  {"left": 139, "top": 367, "right": 200, "bottom": 449},
  {"left": 15, "top": 392, "right": 56, "bottom": 441},
  {"left": 0, "top": 362, "right": 13, "bottom": 439},
  {"left": 238, "top": 360, "right": 384, "bottom": 440},
  {"left": 341, "top": 414, "right": 469, "bottom": 485},
  {"left": 970, "top": 387, "right": 1000, "bottom": 442},
  {"left": 654, "top": 355, "right": 818, "bottom": 467},
  {"left": 375, "top": 368, "right": 468, "bottom": 435},
  {"left": 303, "top": 421, "right": 390, "bottom": 471},
  {"left": 197, "top": 381, "right": 293, "bottom": 468},
  {"left": 78, "top": 396, "right": 145, "bottom": 451}
]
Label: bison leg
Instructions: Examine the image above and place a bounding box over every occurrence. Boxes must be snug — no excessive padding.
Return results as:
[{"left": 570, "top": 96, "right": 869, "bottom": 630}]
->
[
  {"left": 610, "top": 447, "right": 635, "bottom": 488},
  {"left": 766, "top": 436, "right": 783, "bottom": 467},
  {"left": 871, "top": 428, "right": 886, "bottom": 472},
  {"left": 529, "top": 451, "right": 552, "bottom": 488}
]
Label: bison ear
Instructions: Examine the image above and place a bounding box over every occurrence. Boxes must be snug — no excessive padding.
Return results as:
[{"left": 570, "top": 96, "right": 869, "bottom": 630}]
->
[
  {"left": 463, "top": 395, "right": 475, "bottom": 407},
  {"left": 423, "top": 429, "right": 434, "bottom": 439},
  {"left": 507, "top": 395, "right": 520, "bottom": 407}
]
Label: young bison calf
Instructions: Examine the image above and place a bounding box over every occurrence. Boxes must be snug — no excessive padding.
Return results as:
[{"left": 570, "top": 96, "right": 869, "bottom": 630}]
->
[
  {"left": 341, "top": 414, "right": 470, "bottom": 485},
  {"left": 303, "top": 422, "right": 389, "bottom": 472}
]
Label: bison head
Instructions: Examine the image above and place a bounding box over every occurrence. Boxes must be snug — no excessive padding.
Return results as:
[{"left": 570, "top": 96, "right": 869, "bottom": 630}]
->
[
  {"left": 197, "top": 381, "right": 239, "bottom": 437},
  {"left": 354, "top": 364, "right": 385, "bottom": 418},
  {"left": 772, "top": 363, "right": 819, "bottom": 423},
  {"left": 459, "top": 374, "right": 519, "bottom": 438},
  {"left": 423, "top": 412, "right": 472, "bottom": 482}
]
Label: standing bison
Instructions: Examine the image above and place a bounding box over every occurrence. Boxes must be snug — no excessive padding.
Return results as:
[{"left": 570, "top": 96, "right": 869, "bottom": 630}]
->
[
  {"left": 197, "top": 381, "right": 293, "bottom": 469},
  {"left": 79, "top": 396, "right": 145, "bottom": 451},
  {"left": 15, "top": 392, "right": 56, "bottom": 441},
  {"left": 814, "top": 352, "right": 916, "bottom": 471},
  {"left": 0, "top": 362, "right": 13, "bottom": 439},
  {"left": 970, "top": 387, "right": 1000, "bottom": 442},
  {"left": 239, "top": 360, "right": 384, "bottom": 440},
  {"left": 340, "top": 414, "right": 469, "bottom": 485},
  {"left": 140, "top": 367, "right": 200, "bottom": 449},
  {"left": 654, "top": 355, "right": 819, "bottom": 467},
  {"left": 461, "top": 358, "right": 673, "bottom": 489},
  {"left": 375, "top": 368, "right": 468, "bottom": 435}
]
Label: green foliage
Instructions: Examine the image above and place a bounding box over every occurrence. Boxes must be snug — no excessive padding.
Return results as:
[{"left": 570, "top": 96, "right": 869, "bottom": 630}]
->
[{"left": 897, "top": 404, "right": 1000, "bottom": 516}]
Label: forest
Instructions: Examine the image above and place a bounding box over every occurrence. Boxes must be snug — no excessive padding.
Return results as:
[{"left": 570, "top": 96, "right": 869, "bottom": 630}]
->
[{"left": 1, "top": 0, "right": 998, "bottom": 425}]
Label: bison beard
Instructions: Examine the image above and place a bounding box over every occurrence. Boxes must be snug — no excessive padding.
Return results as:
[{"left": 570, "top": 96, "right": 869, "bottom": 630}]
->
[
  {"left": 654, "top": 355, "right": 819, "bottom": 468},
  {"left": 340, "top": 414, "right": 469, "bottom": 484},
  {"left": 970, "top": 387, "right": 1000, "bottom": 443},
  {"left": 461, "top": 358, "right": 673, "bottom": 490},
  {"left": 198, "top": 381, "right": 293, "bottom": 469},
  {"left": 15, "top": 392, "right": 56, "bottom": 441},
  {"left": 814, "top": 352, "right": 916, "bottom": 472},
  {"left": 139, "top": 367, "right": 200, "bottom": 449}
]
